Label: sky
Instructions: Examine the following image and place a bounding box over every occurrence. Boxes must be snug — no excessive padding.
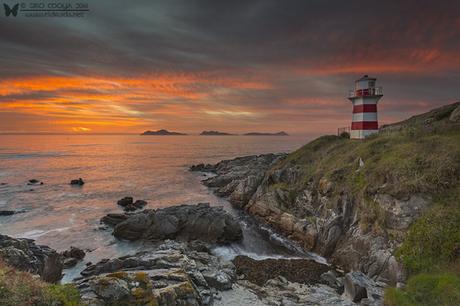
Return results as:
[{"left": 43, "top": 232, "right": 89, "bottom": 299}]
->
[{"left": 0, "top": 0, "right": 459, "bottom": 135}]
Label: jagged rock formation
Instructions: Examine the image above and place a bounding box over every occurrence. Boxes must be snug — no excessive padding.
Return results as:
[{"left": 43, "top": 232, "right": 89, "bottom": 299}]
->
[
  {"left": 101, "top": 203, "right": 243, "bottom": 243},
  {"left": 76, "top": 240, "right": 236, "bottom": 305},
  {"left": 0, "top": 234, "right": 63, "bottom": 282},
  {"left": 192, "top": 102, "right": 460, "bottom": 288}
]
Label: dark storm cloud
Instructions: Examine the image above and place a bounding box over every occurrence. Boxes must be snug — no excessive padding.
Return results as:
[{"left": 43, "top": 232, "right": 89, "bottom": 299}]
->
[{"left": 0, "top": 0, "right": 459, "bottom": 133}]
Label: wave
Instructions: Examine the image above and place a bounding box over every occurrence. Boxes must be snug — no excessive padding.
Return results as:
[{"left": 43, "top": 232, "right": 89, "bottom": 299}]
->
[
  {"left": 0, "top": 152, "right": 66, "bottom": 160},
  {"left": 21, "top": 227, "right": 70, "bottom": 239}
]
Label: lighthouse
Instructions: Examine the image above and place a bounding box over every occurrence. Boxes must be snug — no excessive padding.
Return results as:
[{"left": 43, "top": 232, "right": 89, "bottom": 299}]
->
[{"left": 348, "top": 75, "right": 383, "bottom": 139}]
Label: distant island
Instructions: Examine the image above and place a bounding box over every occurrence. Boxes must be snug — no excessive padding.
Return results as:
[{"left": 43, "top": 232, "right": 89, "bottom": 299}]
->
[
  {"left": 200, "top": 131, "right": 235, "bottom": 136},
  {"left": 141, "top": 129, "right": 187, "bottom": 135},
  {"left": 244, "top": 131, "right": 288, "bottom": 136}
]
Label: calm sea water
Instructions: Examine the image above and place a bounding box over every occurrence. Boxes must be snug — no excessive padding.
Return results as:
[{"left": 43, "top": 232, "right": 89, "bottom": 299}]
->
[{"left": 0, "top": 134, "right": 314, "bottom": 281}]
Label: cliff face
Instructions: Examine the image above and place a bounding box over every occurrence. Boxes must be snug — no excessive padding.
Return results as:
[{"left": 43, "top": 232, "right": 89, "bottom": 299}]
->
[{"left": 197, "top": 102, "right": 460, "bottom": 286}]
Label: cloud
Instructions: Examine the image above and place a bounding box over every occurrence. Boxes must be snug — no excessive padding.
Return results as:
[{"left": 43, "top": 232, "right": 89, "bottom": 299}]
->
[{"left": 0, "top": 0, "right": 459, "bottom": 134}]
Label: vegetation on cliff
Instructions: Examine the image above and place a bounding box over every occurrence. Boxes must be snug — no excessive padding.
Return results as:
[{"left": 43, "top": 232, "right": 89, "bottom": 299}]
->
[
  {"left": 0, "top": 261, "right": 81, "bottom": 306},
  {"left": 269, "top": 102, "right": 460, "bottom": 304}
]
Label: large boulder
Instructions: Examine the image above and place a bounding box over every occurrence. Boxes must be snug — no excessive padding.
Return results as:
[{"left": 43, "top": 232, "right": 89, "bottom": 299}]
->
[
  {"left": 101, "top": 203, "right": 243, "bottom": 244},
  {"left": 0, "top": 234, "right": 63, "bottom": 282}
]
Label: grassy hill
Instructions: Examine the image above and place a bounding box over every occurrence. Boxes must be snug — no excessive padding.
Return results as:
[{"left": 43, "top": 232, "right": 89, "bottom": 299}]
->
[{"left": 272, "top": 102, "right": 460, "bottom": 305}]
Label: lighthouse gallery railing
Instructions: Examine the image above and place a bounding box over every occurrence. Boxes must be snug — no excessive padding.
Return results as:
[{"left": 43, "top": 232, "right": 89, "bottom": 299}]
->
[{"left": 349, "top": 86, "right": 383, "bottom": 98}]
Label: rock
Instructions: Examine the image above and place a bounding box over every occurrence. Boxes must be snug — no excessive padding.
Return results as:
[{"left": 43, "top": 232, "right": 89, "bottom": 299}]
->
[
  {"left": 102, "top": 203, "right": 243, "bottom": 244},
  {"left": 321, "top": 270, "right": 343, "bottom": 290},
  {"left": 195, "top": 153, "right": 403, "bottom": 286},
  {"left": 117, "top": 196, "right": 133, "bottom": 207},
  {"left": 0, "top": 209, "right": 26, "bottom": 216},
  {"left": 116, "top": 197, "right": 147, "bottom": 212},
  {"left": 237, "top": 278, "right": 355, "bottom": 306},
  {"left": 0, "top": 210, "right": 15, "bottom": 216},
  {"left": 27, "top": 179, "right": 43, "bottom": 185},
  {"left": 449, "top": 105, "right": 460, "bottom": 122},
  {"left": 190, "top": 163, "right": 216, "bottom": 172},
  {"left": 100, "top": 213, "right": 129, "bottom": 226},
  {"left": 70, "top": 178, "right": 85, "bottom": 185},
  {"left": 63, "top": 246, "right": 86, "bottom": 260},
  {"left": 0, "top": 234, "right": 63, "bottom": 282},
  {"left": 77, "top": 241, "right": 235, "bottom": 305},
  {"left": 90, "top": 276, "right": 130, "bottom": 300},
  {"left": 343, "top": 271, "right": 385, "bottom": 303},
  {"left": 63, "top": 257, "right": 79, "bottom": 268},
  {"left": 233, "top": 255, "right": 330, "bottom": 286}
]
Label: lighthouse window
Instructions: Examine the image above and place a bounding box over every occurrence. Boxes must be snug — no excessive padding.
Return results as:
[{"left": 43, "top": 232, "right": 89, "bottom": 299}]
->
[{"left": 369, "top": 80, "right": 375, "bottom": 88}]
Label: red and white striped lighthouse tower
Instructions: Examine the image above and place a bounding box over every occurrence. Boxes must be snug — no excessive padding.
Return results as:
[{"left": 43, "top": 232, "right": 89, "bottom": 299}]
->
[{"left": 348, "top": 75, "right": 383, "bottom": 139}]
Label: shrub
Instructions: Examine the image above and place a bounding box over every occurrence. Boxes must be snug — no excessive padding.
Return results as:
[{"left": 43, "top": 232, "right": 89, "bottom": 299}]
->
[
  {"left": 385, "top": 273, "right": 460, "bottom": 306},
  {"left": 396, "top": 198, "right": 460, "bottom": 274},
  {"left": 0, "top": 261, "right": 82, "bottom": 306}
]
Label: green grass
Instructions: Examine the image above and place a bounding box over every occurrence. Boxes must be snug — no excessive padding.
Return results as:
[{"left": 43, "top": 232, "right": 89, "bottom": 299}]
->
[
  {"left": 267, "top": 103, "right": 460, "bottom": 304},
  {"left": 0, "top": 261, "right": 82, "bottom": 306},
  {"left": 269, "top": 104, "right": 460, "bottom": 232},
  {"left": 396, "top": 187, "right": 460, "bottom": 275},
  {"left": 384, "top": 273, "right": 460, "bottom": 306}
]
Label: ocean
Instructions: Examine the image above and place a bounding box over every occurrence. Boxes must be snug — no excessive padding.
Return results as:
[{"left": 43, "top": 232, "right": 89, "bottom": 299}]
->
[{"left": 0, "top": 134, "right": 316, "bottom": 282}]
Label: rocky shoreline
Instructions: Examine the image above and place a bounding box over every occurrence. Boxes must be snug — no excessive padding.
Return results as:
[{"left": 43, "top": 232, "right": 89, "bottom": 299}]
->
[{"left": 0, "top": 198, "right": 385, "bottom": 305}]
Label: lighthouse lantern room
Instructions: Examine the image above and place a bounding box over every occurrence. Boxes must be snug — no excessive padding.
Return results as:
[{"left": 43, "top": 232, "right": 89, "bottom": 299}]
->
[{"left": 348, "top": 75, "right": 383, "bottom": 139}]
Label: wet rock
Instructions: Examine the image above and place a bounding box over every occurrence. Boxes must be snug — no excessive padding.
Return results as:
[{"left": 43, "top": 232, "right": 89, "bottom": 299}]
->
[
  {"left": 77, "top": 241, "right": 235, "bottom": 305},
  {"left": 61, "top": 246, "right": 85, "bottom": 268},
  {"left": 0, "top": 210, "right": 15, "bottom": 216},
  {"left": 116, "top": 197, "right": 147, "bottom": 212},
  {"left": 0, "top": 209, "right": 26, "bottom": 216},
  {"left": 70, "top": 178, "right": 85, "bottom": 185},
  {"left": 63, "top": 246, "right": 86, "bottom": 260},
  {"left": 233, "top": 255, "right": 330, "bottom": 286},
  {"left": 102, "top": 203, "right": 243, "bottom": 244},
  {"left": 63, "top": 257, "right": 79, "bottom": 268},
  {"left": 117, "top": 196, "right": 133, "bottom": 207},
  {"left": 100, "top": 213, "right": 129, "bottom": 227},
  {"left": 0, "top": 234, "right": 63, "bottom": 282},
  {"left": 27, "top": 179, "right": 43, "bottom": 185},
  {"left": 190, "top": 163, "right": 216, "bottom": 172}
]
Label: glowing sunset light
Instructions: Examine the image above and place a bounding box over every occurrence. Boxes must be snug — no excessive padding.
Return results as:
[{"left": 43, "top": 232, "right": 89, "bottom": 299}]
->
[{"left": 0, "top": 1, "right": 459, "bottom": 135}]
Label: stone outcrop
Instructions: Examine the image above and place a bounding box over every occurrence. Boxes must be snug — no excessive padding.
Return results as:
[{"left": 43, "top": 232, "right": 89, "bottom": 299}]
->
[
  {"left": 61, "top": 246, "right": 86, "bottom": 268},
  {"left": 191, "top": 154, "right": 413, "bottom": 286},
  {"left": 233, "top": 255, "right": 331, "bottom": 286},
  {"left": 0, "top": 234, "right": 63, "bottom": 282},
  {"left": 76, "top": 240, "right": 236, "bottom": 305},
  {"left": 101, "top": 203, "right": 243, "bottom": 244}
]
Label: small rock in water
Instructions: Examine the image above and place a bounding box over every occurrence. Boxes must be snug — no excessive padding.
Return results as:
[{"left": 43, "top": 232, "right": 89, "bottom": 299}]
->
[
  {"left": 70, "top": 178, "right": 85, "bottom": 186},
  {"left": 0, "top": 210, "right": 15, "bottom": 216},
  {"left": 0, "top": 209, "right": 27, "bottom": 216},
  {"left": 62, "top": 246, "right": 86, "bottom": 260},
  {"left": 27, "top": 179, "right": 43, "bottom": 185},
  {"left": 63, "top": 257, "right": 79, "bottom": 268},
  {"left": 117, "top": 196, "right": 133, "bottom": 207},
  {"left": 61, "top": 246, "right": 86, "bottom": 268},
  {"left": 116, "top": 197, "right": 147, "bottom": 212}
]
